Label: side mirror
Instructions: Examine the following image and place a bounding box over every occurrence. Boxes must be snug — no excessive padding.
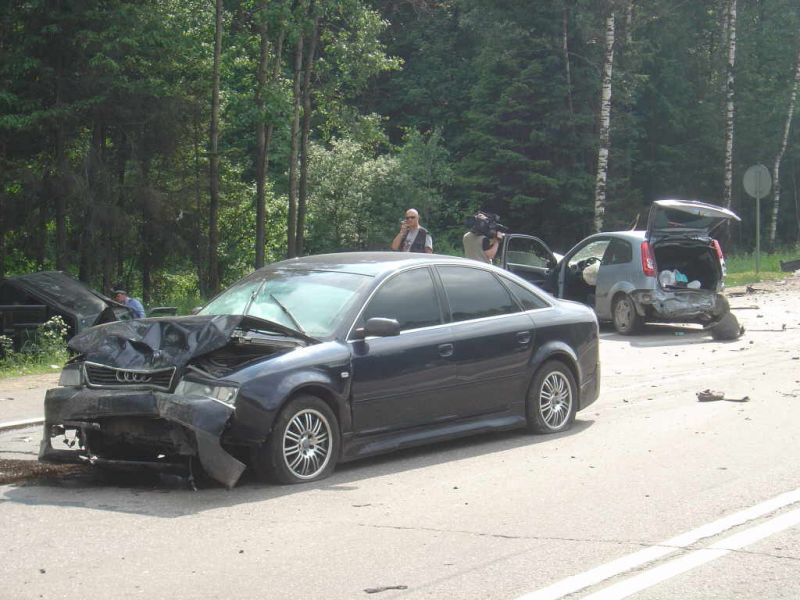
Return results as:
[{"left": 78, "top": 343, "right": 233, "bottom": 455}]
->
[
  {"left": 353, "top": 317, "right": 401, "bottom": 339},
  {"left": 190, "top": 306, "right": 203, "bottom": 315}
]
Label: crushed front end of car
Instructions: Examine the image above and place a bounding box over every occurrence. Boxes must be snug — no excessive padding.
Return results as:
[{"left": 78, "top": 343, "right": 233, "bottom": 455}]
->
[{"left": 39, "top": 314, "right": 308, "bottom": 488}]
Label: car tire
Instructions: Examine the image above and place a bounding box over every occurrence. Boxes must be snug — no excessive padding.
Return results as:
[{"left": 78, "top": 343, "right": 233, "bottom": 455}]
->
[
  {"left": 612, "top": 294, "right": 642, "bottom": 335},
  {"left": 526, "top": 360, "right": 577, "bottom": 434},
  {"left": 252, "top": 395, "right": 340, "bottom": 484}
]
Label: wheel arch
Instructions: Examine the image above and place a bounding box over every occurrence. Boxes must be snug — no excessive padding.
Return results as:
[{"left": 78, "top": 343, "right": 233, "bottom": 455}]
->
[
  {"left": 602, "top": 281, "right": 638, "bottom": 319},
  {"left": 528, "top": 343, "right": 581, "bottom": 401},
  {"left": 285, "top": 384, "right": 347, "bottom": 438}
]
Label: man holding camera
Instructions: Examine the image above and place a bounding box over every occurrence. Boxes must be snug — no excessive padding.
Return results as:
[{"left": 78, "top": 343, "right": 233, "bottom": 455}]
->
[
  {"left": 463, "top": 211, "right": 504, "bottom": 263},
  {"left": 391, "top": 208, "right": 433, "bottom": 253}
]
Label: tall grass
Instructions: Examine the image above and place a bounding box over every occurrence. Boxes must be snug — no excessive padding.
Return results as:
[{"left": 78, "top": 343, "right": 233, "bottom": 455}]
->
[{"left": 725, "top": 245, "right": 800, "bottom": 287}]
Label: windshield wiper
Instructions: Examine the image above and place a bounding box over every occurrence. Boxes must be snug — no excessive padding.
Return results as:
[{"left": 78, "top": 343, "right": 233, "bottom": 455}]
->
[{"left": 269, "top": 293, "right": 307, "bottom": 336}]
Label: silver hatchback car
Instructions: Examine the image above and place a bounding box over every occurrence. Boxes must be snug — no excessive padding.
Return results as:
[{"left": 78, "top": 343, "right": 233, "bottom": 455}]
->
[{"left": 497, "top": 199, "right": 741, "bottom": 336}]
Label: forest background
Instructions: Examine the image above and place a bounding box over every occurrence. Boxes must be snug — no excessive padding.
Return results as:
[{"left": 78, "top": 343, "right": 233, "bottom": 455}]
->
[{"left": 2, "top": 0, "right": 800, "bottom": 306}]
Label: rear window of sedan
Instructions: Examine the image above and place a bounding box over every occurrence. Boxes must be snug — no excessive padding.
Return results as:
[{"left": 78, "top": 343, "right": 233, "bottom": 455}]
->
[{"left": 437, "top": 266, "right": 518, "bottom": 322}]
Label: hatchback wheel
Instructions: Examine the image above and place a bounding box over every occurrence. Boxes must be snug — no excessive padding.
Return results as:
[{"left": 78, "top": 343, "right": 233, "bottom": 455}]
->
[
  {"left": 527, "top": 360, "right": 577, "bottom": 434},
  {"left": 612, "top": 294, "right": 642, "bottom": 335},
  {"left": 252, "top": 395, "right": 340, "bottom": 484}
]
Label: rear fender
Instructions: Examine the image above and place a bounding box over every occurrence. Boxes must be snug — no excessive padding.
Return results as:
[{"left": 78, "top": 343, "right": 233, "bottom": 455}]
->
[
  {"left": 599, "top": 281, "right": 638, "bottom": 319},
  {"left": 528, "top": 341, "right": 580, "bottom": 385}
]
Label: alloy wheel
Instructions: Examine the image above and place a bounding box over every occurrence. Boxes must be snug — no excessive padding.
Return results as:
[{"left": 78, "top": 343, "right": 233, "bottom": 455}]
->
[
  {"left": 282, "top": 408, "right": 333, "bottom": 480},
  {"left": 539, "top": 371, "right": 573, "bottom": 429}
]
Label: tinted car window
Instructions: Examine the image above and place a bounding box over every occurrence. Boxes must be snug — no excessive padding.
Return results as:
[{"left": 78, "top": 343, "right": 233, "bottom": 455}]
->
[
  {"left": 438, "top": 266, "right": 518, "bottom": 322},
  {"left": 601, "top": 238, "right": 633, "bottom": 265},
  {"left": 362, "top": 267, "right": 441, "bottom": 331},
  {"left": 500, "top": 277, "right": 550, "bottom": 310}
]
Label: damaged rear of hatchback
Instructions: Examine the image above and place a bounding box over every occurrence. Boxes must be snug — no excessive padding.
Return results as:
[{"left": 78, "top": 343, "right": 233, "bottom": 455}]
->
[{"left": 629, "top": 199, "right": 741, "bottom": 336}]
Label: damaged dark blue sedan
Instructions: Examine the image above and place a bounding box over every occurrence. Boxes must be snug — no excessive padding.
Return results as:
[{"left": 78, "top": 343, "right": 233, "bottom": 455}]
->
[{"left": 39, "top": 253, "right": 600, "bottom": 488}]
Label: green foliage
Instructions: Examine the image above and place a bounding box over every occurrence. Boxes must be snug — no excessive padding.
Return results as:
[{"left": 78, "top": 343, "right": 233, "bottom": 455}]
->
[
  {"left": 724, "top": 246, "right": 800, "bottom": 286},
  {"left": 0, "top": 316, "right": 69, "bottom": 378},
  {"left": 3, "top": 0, "right": 800, "bottom": 298}
]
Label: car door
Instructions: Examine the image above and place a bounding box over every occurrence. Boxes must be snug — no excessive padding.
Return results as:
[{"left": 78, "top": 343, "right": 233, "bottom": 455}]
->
[
  {"left": 499, "top": 234, "right": 558, "bottom": 291},
  {"left": 348, "top": 266, "right": 457, "bottom": 435},
  {"left": 436, "top": 265, "right": 535, "bottom": 416},
  {"left": 556, "top": 237, "right": 611, "bottom": 307},
  {"left": 593, "top": 236, "right": 634, "bottom": 318}
]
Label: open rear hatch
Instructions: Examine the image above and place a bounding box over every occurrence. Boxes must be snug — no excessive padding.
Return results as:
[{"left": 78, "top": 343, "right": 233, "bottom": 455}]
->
[
  {"left": 646, "top": 200, "right": 740, "bottom": 292},
  {"left": 646, "top": 199, "right": 740, "bottom": 243}
]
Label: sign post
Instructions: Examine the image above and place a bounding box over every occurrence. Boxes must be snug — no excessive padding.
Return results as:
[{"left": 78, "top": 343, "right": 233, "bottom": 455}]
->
[{"left": 742, "top": 164, "right": 772, "bottom": 275}]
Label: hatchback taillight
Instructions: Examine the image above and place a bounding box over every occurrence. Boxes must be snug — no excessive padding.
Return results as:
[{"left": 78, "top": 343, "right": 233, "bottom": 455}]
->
[
  {"left": 713, "top": 239, "right": 727, "bottom": 276},
  {"left": 712, "top": 239, "right": 724, "bottom": 261},
  {"left": 641, "top": 241, "right": 656, "bottom": 277}
]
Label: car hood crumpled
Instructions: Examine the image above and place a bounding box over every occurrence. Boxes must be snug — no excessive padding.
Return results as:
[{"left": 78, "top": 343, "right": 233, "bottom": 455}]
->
[{"left": 67, "top": 314, "right": 304, "bottom": 372}]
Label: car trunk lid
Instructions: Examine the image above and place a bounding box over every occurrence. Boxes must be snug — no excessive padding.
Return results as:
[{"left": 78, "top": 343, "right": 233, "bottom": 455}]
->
[{"left": 646, "top": 199, "right": 740, "bottom": 243}]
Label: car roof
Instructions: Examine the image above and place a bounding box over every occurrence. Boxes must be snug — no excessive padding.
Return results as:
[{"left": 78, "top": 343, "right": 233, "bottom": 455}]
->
[
  {"left": 263, "top": 252, "right": 478, "bottom": 277},
  {"left": 578, "top": 230, "right": 646, "bottom": 243}
]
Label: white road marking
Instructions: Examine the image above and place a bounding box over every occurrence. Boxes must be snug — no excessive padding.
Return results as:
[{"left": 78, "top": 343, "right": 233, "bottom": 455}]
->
[
  {"left": 516, "top": 488, "right": 800, "bottom": 600},
  {"left": 583, "top": 506, "right": 800, "bottom": 599}
]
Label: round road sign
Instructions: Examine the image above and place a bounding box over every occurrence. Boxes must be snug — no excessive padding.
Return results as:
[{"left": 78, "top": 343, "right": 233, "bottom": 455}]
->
[{"left": 743, "top": 164, "right": 771, "bottom": 199}]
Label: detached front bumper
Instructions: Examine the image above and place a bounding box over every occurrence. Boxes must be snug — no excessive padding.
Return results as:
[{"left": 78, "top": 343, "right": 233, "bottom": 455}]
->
[
  {"left": 629, "top": 289, "right": 728, "bottom": 322},
  {"left": 38, "top": 387, "right": 246, "bottom": 488}
]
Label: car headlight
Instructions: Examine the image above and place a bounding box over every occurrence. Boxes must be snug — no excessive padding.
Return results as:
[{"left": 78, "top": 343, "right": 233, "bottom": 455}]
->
[
  {"left": 58, "top": 363, "right": 83, "bottom": 387},
  {"left": 174, "top": 379, "right": 240, "bottom": 407}
]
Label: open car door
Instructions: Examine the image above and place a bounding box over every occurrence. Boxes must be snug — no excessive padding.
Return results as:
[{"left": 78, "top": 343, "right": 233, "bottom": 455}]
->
[{"left": 499, "top": 234, "right": 558, "bottom": 292}]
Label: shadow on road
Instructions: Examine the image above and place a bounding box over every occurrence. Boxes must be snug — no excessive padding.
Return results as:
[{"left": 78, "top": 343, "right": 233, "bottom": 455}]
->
[
  {"left": 600, "top": 322, "right": 744, "bottom": 348},
  {"left": 1, "top": 419, "right": 594, "bottom": 516}
]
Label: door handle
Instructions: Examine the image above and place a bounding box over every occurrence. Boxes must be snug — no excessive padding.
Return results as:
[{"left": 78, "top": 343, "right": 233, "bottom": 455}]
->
[
  {"left": 438, "top": 343, "right": 454, "bottom": 358},
  {"left": 516, "top": 331, "right": 532, "bottom": 345}
]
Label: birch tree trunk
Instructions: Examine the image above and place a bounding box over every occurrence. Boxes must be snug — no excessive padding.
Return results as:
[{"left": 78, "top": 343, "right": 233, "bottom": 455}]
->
[
  {"left": 208, "top": 0, "right": 223, "bottom": 294},
  {"left": 769, "top": 44, "right": 800, "bottom": 249},
  {"left": 296, "top": 12, "right": 319, "bottom": 257},
  {"left": 593, "top": 10, "right": 616, "bottom": 233},
  {"left": 287, "top": 26, "right": 304, "bottom": 259},
  {"left": 722, "top": 0, "right": 737, "bottom": 211}
]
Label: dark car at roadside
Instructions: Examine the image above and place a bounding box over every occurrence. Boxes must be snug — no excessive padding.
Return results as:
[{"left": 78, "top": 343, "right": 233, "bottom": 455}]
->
[
  {"left": 0, "top": 271, "right": 134, "bottom": 349},
  {"left": 39, "top": 253, "right": 600, "bottom": 488}
]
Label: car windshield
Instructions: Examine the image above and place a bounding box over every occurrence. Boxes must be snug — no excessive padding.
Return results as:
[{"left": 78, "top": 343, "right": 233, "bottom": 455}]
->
[{"left": 199, "top": 269, "right": 372, "bottom": 338}]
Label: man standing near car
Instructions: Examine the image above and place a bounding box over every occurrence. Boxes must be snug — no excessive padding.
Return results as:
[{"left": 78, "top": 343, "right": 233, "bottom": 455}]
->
[
  {"left": 463, "top": 212, "right": 503, "bottom": 263},
  {"left": 112, "top": 289, "right": 145, "bottom": 318},
  {"left": 391, "top": 208, "right": 433, "bottom": 253}
]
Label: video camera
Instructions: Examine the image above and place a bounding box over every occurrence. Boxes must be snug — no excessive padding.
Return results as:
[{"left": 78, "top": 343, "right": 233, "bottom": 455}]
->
[{"left": 465, "top": 211, "right": 509, "bottom": 239}]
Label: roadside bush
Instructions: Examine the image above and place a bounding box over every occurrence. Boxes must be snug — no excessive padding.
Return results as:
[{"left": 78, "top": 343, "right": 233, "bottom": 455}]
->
[{"left": 0, "top": 316, "right": 69, "bottom": 378}]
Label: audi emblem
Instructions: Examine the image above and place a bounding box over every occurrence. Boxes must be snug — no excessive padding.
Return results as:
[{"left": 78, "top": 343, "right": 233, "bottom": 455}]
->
[{"left": 115, "top": 370, "right": 152, "bottom": 384}]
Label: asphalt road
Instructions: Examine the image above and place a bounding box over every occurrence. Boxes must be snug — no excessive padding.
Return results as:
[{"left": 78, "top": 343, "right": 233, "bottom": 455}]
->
[{"left": 1, "top": 279, "right": 799, "bottom": 600}]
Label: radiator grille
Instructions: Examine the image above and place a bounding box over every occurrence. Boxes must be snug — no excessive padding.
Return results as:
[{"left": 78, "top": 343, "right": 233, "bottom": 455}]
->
[{"left": 84, "top": 362, "right": 176, "bottom": 391}]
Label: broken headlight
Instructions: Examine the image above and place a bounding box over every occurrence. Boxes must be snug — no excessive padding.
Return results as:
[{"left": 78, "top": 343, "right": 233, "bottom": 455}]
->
[
  {"left": 174, "top": 379, "right": 240, "bottom": 407},
  {"left": 58, "top": 363, "right": 83, "bottom": 387}
]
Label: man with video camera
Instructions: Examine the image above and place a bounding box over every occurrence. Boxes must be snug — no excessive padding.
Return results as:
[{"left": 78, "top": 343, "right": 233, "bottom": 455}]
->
[{"left": 463, "top": 211, "right": 506, "bottom": 264}]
